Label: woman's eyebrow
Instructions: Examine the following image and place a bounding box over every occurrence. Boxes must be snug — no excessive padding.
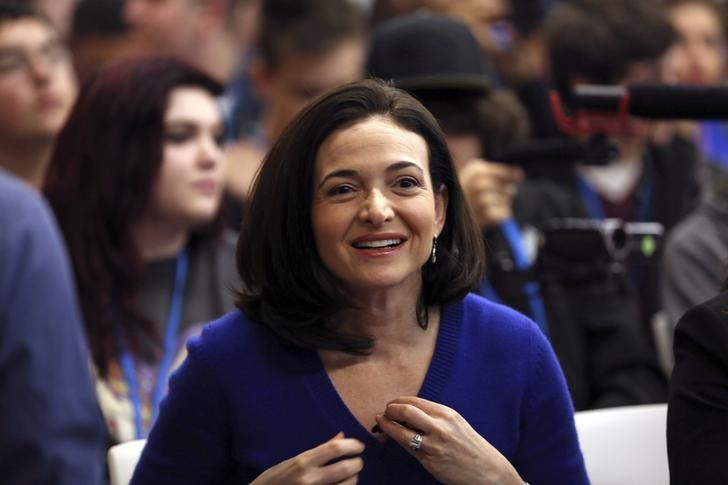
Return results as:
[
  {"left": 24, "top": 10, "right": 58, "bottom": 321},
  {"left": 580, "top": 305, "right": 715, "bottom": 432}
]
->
[
  {"left": 386, "top": 161, "right": 424, "bottom": 175},
  {"left": 318, "top": 169, "right": 358, "bottom": 189}
]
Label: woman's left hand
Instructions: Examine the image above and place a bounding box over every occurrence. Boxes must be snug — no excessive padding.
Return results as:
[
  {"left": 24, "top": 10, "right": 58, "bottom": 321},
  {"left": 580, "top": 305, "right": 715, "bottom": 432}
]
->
[{"left": 374, "top": 396, "right": 523, "bottom": 485}]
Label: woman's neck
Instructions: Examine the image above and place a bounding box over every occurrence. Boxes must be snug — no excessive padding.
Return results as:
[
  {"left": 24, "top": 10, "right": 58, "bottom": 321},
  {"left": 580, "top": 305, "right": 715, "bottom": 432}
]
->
[
  {"left": 336, "top": 284, "right": 437, "bottom": 350},
  {"left": 132, "top": 218, "right": 190, "bottom": 262},
  {"left": 320, "top": 301, "right": 440, "bottom": 370}
]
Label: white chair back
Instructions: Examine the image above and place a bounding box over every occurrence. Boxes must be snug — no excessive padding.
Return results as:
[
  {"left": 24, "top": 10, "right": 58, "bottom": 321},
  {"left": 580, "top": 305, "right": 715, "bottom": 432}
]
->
[
  {"left": 108, "top": 439, "right": 147, "bottom": 485},
  {"left": 574, "top": 403, "right": 668, "bottom": 485}
]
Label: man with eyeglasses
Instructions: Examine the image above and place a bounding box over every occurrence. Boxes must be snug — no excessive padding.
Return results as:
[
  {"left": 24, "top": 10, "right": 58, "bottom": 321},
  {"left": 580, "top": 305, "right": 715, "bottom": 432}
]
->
[
  {"left": 0, "top": 8, "right": 105, "bottom": 484},
  {"left": 0, "top": 3, "right": 77, "bottom": 189}
]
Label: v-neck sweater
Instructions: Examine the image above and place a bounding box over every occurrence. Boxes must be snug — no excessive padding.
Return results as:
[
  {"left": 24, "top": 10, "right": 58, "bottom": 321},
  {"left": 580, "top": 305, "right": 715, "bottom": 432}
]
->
[{"left": 131, "top": 293, "right": 588, "bottom": 485}]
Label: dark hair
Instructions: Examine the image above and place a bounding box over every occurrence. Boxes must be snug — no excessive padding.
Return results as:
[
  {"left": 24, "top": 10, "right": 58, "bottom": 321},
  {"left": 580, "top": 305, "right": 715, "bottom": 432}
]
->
[
  {"left": 71, "top": 0, "right": 128, "bottom": 39},
  {"left": 544, "top": 0, "right": 676, "bottom": 107},
  {"left": 0, "top": 1, "right": 51, "bottom": 26},
  {"left": 236, "top": 79, "right": 485, "bottom": 353},
  {"left": 259, "top": 0, "right": 368, "bottom": 70},
  {"left": 44, "top": 57, "right": 223, "bottom": 376},
  {"left": 370, "top": 0, "right": 401, "bottom": 27}
]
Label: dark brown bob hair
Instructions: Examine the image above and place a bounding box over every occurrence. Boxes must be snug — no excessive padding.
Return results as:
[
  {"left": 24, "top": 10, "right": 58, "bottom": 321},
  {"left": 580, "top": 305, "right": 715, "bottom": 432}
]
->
[{"left": 236, "top": 78, "right": 485, "bottom": 353}]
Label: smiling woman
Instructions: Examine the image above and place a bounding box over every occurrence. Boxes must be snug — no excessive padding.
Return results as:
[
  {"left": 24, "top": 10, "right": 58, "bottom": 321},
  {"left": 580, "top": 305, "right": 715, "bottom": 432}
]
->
[
  {"left": 311, "top": 116, "right": 446, "bottom": 299},
  {"left": 130, "top": 79, "right": 589, "bottom": 485},
  {"left": 43, "top": 57, "right": 239, "bottom": 445}
]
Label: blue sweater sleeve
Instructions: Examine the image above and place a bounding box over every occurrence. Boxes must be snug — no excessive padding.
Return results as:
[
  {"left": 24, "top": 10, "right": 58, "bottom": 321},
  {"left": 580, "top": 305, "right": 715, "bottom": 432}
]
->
[
  {"left": 515, "top": 323, "right": 590, "bottom": 485},
  {"left": 0, "top": 173, "right": 106, "bottom": 485},
  {"left": 131, "top": 320, "right": 234, "bottom": 485}
]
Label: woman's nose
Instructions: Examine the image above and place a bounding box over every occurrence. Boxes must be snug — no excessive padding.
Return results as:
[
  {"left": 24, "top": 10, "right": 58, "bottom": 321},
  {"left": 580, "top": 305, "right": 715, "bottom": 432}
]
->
[
  {"left": 359, "top": 189, "right": 394, "bottom": 226},
  {"left": 197, "top": 134, "right": 223, "bottom": 169}
]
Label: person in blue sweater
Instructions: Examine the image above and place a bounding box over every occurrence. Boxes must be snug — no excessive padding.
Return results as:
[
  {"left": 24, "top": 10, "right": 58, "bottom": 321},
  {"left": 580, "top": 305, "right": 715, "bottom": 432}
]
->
[
  {"left": 0, "top": 170, "right": 106, "bottom": 484},
  {"left": 131, "top": 79, "right": 588, "bottom": 484}
]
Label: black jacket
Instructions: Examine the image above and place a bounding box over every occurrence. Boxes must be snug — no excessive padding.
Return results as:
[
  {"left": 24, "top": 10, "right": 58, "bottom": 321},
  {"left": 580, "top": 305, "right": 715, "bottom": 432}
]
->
[{"left": 668, "top": 291, "right": 728, "bottom": 484}]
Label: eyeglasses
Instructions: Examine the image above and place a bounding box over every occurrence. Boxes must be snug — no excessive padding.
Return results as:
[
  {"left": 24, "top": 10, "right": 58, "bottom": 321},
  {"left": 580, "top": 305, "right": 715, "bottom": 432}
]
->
[{"left": 0, "top": 41, "right": 70, "bottom": 76}]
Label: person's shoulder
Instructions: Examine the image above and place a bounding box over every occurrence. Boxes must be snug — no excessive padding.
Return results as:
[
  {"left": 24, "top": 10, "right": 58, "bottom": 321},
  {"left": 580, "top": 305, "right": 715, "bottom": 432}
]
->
[
  {"left": 675, "top": 292, "right": 728, "bottom": 352},
  {"left": 185, "top": 309, "right": 311, "bottom": 388},
  {"left": 457, "top": 293, "right": 541, "bottom": 340},
  {"left": 187, "top": 309, "right": 285, "bottom": 362},
  {"left": 0, "top": 171, "right": 49, "bottom": 223},
  {"left": 665, "top": 207, "right": 715, "bottom": 248},
  {"left": 702, "top": 291, "right": 728, "bottom": 311},
  {"left": 461, "top": 292, "right": 525, "bottom": 317},
  {"left": 461, "top": 292, "right": 533, "bottom": 320},
  {"left": 0, "top": 169, "right": 33, "bottom": 197},
  {"left": 0, "top": 171, "right": 67, "bottom": 278},
  {"left": 192, "top": 310, "right": 254, "bottom": 350},
  {"left": 685, "top": 292, "right": 728, "bottom": 326},
  {"left": 450, "top": 294, "right": 554, "bottom": 385}
]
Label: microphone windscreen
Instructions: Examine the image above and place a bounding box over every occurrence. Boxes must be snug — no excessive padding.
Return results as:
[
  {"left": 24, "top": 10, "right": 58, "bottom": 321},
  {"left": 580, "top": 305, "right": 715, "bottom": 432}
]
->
[{"left": 629, "top": 84, "right": 728, "bottom": 119}]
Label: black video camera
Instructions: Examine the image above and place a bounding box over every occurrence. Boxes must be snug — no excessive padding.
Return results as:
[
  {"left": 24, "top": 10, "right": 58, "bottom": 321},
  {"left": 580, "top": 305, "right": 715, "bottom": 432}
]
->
[{"left": 536, "top": 218, "right": 664, "bottom": 284}]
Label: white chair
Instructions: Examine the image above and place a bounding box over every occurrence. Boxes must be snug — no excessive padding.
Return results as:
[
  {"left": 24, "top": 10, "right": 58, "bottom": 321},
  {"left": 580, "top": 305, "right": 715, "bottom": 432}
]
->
[
  {"left": 574, "top": 403, "right": 668, "bottom": 485},
  {"left": 108, "top": 439, "right": 147, "bottom": 485}
]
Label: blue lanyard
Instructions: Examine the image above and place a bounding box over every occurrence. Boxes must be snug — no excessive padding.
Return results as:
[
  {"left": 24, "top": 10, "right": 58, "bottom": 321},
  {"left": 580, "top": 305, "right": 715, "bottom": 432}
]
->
[
  {"left": 576, "top": 167, "right": 653, "bottom": 222},
  {"left": 700, "top": 122, "right": 728, "bottom": 170},
  {"left": 118, "top": 248, "right": 189, "bottom": 439},
  {"left": 483, "top": 218, "right": 550, "bottom": 337}
]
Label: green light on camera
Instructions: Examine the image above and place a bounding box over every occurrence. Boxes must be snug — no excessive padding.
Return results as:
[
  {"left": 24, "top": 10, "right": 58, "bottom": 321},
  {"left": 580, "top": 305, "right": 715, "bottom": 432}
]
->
[{"left": 641, "top": 235, "right": 656, "bottom": 257}]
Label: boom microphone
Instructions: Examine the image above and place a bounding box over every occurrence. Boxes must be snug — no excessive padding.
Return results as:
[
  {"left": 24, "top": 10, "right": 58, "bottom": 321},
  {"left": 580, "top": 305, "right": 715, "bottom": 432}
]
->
[
  {"left": 573, "top": 84, "right": 728, "bottom": 119},
  {"left": 550, "top": 83, "right": 728, "bottom": 136},
  {"left": 499, "top": 84, "right": 728, "bottom": 162}
]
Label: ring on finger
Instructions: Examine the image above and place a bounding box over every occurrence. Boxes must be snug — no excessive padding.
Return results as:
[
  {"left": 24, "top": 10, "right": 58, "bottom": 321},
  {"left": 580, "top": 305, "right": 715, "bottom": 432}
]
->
[{"left": 409, "top": 432, "right": 423, "bottom": 452}]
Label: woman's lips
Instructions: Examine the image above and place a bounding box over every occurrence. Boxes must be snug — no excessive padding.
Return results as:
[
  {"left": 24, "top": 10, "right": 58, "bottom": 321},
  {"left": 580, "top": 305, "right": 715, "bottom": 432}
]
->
[
  {"left": 37, "top": 93, "right": 66, "bottom": 111},
  {"left": 192, "top": 179, "right": 219, "bottom": 195}
]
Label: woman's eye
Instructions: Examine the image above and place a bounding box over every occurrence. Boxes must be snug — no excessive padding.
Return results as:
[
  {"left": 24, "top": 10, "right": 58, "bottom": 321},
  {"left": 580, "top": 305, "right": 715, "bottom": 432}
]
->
[
  {"left": 213, "top": 130, "right": 226, "bottom": 147},
  {"left": 164, "top": 131, "right": 193, "bottom": 144},
  {"left": 327, "top": 184, "right": 354, "bottom": 196},
  {"left": 396, "top": 177, "right": 420, "bottom": 189}
]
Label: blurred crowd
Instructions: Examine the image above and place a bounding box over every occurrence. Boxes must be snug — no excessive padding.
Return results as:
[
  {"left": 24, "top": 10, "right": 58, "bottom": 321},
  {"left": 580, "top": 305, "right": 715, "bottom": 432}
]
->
[{"left": 2, "top": 0, "right": 728, "bottom": 482}]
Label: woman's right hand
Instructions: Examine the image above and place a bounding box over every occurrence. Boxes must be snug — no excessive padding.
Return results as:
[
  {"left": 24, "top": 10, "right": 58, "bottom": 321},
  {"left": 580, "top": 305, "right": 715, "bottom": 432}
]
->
[{"left": 250, "top": 432, "right": 365, "bottom": 484}]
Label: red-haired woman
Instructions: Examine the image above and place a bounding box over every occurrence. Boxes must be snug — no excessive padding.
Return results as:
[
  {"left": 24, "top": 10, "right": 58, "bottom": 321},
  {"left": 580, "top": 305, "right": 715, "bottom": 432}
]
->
[{"left": 44, "top": 57, "right": 238, "bottom": 444}]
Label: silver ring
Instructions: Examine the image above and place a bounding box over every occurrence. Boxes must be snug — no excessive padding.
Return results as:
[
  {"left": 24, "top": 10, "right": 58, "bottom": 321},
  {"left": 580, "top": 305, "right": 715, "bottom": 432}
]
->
[{"left": 409, "top": 432, "right": 423, "bottom": 451}]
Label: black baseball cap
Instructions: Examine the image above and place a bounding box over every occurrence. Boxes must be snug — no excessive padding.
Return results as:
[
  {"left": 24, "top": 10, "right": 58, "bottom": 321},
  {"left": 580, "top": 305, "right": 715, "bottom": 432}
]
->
[{"left": 366, "top": 12, "right": 496, "bottom": 94}]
